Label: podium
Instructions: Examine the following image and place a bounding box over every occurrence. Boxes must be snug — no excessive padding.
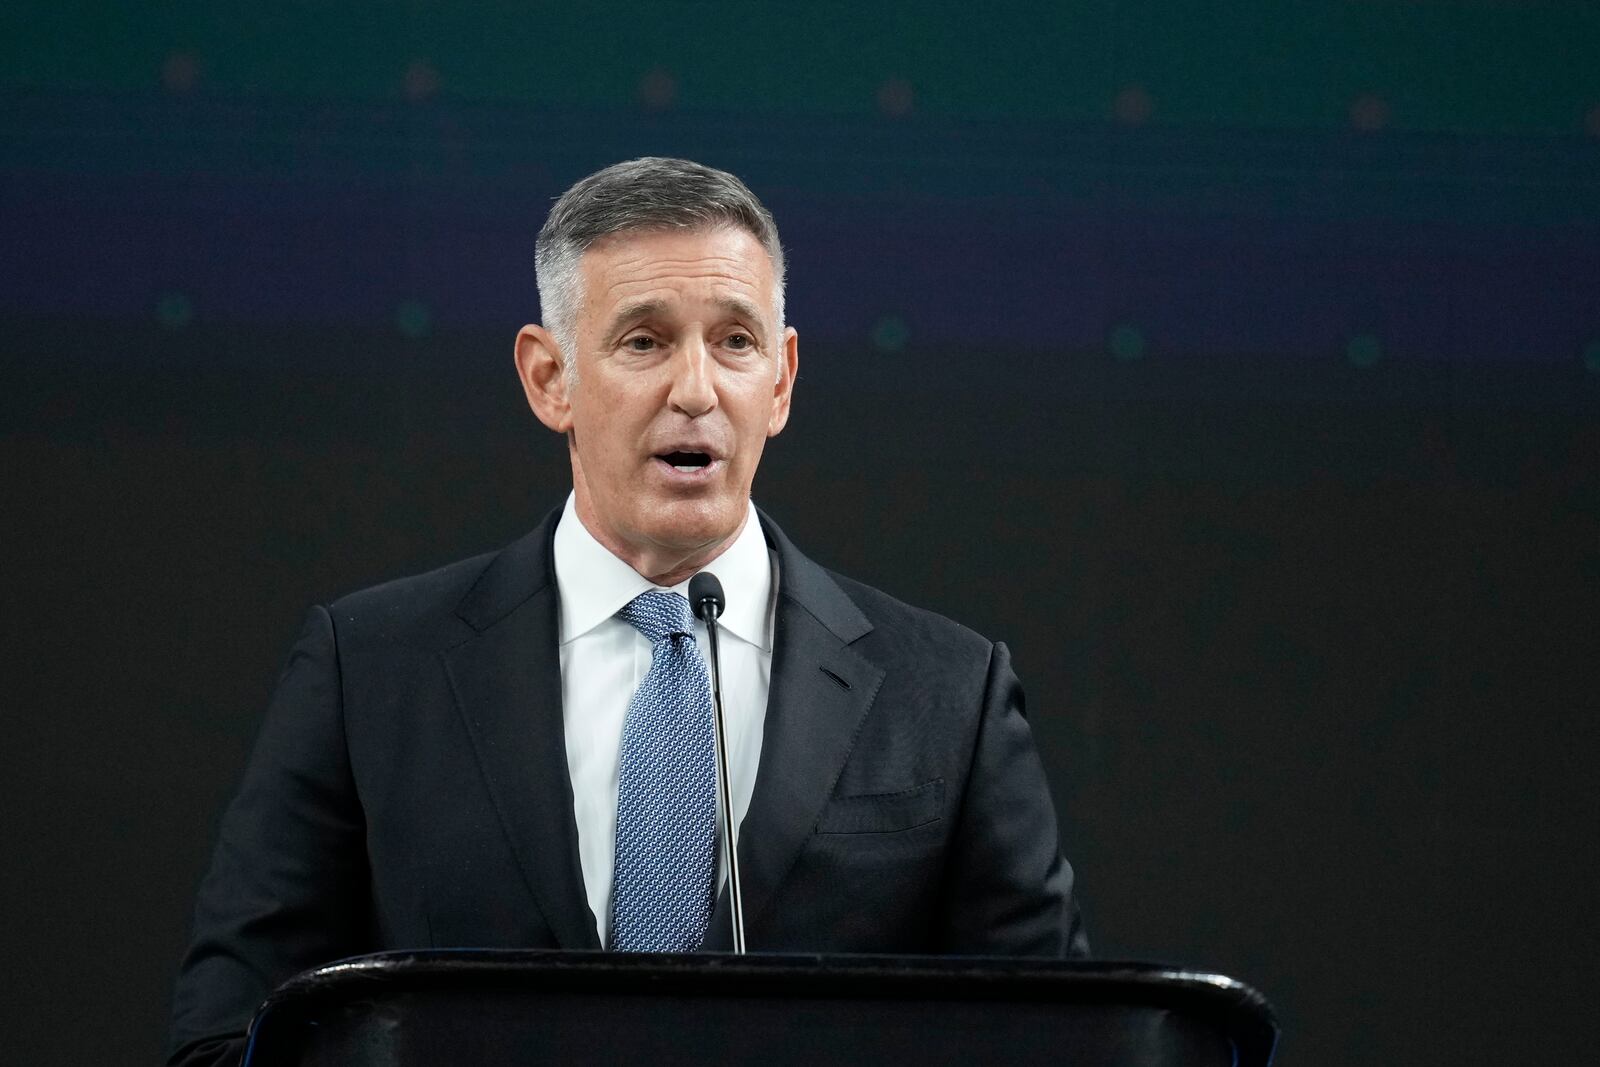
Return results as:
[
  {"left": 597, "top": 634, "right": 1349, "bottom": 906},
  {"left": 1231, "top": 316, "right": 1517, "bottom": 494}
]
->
[{"left": 241, "top": 951, "right": 1277, "bottom": 1066}]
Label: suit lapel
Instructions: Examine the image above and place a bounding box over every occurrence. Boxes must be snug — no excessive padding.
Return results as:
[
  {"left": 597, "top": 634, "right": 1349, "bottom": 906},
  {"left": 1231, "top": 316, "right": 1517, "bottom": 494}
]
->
[
  {"left": 441, "top": 513, "right": 601, "bottom": 951},
  {"left": 703, "top": 512, "right": 885, "bottom": 949}
]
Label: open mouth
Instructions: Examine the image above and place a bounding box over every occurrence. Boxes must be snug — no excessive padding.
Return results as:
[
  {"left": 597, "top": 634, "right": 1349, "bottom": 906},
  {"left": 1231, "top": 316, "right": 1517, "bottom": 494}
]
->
[{"left": 658, "top": 450, "right": 714, "bottom": 474}]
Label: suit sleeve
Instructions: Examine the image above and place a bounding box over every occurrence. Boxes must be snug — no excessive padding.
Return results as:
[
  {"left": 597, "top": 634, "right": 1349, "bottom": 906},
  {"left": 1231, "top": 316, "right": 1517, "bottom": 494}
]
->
[
  {"left": 935, "top": 640, "right": 1090, "bottom": 956},
  {"left": 167, "top": 606, "right": 373, "bottom": 1066}
]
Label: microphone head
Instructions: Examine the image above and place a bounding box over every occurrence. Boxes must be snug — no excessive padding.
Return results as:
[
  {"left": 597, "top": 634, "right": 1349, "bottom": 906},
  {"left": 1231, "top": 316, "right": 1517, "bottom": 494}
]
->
[{"left": 688, "top": 571, "right": 725, "bottom": 621}]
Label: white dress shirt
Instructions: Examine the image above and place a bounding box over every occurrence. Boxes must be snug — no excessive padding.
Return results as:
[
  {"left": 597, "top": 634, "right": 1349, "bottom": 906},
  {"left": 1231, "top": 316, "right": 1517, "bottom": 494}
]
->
[{"left": 553, "top": 492, "right": 776, "bottom": 946}]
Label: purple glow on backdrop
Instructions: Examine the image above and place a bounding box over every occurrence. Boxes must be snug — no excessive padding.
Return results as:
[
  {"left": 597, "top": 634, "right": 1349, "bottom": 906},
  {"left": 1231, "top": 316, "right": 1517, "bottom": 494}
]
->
[{"left": 7, "top": 171, "right": 1593, "bottom": 365}]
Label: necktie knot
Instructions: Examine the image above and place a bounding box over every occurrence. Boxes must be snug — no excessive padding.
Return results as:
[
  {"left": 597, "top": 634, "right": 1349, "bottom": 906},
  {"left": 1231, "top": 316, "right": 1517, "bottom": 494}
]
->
[{"left": 617, "top": 590, "right": 696, "bottom": 646}]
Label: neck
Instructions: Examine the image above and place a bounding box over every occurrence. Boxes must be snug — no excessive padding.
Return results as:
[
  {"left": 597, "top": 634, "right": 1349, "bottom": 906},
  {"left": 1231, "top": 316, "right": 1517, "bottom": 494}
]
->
[{"left": 641, "top": 550, "right": 730, "bottom": 588}]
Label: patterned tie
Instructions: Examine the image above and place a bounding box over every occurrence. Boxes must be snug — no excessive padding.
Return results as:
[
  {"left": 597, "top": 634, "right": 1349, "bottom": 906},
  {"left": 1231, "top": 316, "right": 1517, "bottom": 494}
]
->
[{"left": 609, "top": 590, "right": 718, "bottom": 952}]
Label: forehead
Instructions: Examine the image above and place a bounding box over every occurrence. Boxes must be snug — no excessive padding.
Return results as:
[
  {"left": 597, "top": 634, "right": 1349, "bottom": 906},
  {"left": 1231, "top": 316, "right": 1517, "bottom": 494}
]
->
[{"left": 577, "top": 225, "right": 775, "bottom": 317}]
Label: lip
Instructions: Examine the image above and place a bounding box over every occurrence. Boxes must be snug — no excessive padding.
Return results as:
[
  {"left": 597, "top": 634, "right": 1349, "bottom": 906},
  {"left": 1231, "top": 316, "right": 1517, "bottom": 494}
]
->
[
  {"left": 651, "top": 438, "right": 722, "bottom": 458},
  {"left": 651, "top": 455, "right": 721, "bottom": 485}
]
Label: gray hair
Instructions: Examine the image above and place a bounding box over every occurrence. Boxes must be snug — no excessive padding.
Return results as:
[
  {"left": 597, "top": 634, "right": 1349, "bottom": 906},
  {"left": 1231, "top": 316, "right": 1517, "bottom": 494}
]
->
[{"left": 535, "top": 157, "right": 786, "bottom": 382}]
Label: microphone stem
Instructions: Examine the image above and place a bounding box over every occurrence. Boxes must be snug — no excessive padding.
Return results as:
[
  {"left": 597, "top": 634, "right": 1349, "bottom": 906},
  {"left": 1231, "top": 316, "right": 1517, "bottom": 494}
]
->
[{"left": 702, "top": 614, "right": 746, "bottom": 953}]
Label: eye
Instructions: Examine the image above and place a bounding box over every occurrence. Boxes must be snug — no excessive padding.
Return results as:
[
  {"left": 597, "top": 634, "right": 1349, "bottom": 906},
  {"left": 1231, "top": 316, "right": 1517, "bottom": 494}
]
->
[
  {"left": 724, "top": 333, "right": 752, "bottom": 350},
  {"left": 624, "top": 335, "right": 657, "bottom": 352}
]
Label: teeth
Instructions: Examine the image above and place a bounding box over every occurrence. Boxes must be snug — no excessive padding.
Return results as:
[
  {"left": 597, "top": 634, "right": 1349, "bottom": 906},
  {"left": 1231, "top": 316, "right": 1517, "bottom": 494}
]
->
[{"left": 673, "top": 465, "right": 698, "bottom": 473}]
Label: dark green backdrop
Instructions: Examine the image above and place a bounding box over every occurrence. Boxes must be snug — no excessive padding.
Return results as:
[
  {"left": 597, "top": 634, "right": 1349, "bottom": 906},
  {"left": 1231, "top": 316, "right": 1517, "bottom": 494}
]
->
[{"left": 3, "top": 4, "right": 1597, "bottom": 1064}]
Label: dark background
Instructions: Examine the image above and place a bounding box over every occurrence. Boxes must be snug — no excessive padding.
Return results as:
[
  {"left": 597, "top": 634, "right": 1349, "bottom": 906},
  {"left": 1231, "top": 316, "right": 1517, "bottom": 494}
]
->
[{"left": 3, "top": 3, "right": 1598, "bottom": 1064}]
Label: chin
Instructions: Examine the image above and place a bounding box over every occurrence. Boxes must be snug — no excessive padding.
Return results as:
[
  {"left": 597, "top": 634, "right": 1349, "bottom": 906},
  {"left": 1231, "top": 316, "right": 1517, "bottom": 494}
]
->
[{"left": 641, "top": 496, "right": 744, "bottom": 552}]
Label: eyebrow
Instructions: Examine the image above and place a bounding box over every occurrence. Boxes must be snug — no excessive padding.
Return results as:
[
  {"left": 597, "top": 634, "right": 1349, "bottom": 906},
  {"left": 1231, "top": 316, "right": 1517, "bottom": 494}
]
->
[
  {"left": 604, "top": 299, "right": 669, "bottom": 341},
  {"left": 715, "top": 297, "right": 768, "bottom": 336},
  {"left": 604, "top": 296, "right": 771, "bottom": 342}
]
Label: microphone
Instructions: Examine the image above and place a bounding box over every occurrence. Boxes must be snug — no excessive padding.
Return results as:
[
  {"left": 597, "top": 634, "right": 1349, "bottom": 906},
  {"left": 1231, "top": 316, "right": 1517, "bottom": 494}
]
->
[{"left": 689, "top": 571, "right": 746, "bottom": 954}]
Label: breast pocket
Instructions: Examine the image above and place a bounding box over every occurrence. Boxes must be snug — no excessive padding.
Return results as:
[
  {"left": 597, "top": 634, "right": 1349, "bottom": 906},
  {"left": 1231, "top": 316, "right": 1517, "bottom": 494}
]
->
[{"left": 816, "top": 779, "right": 945, "bottom": 835}]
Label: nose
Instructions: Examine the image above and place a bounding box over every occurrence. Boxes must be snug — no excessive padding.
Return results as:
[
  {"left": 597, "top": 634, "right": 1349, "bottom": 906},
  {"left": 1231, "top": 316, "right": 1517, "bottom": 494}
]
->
[{"left": 667, "top": 334, "right": 717, "bottom": 418}]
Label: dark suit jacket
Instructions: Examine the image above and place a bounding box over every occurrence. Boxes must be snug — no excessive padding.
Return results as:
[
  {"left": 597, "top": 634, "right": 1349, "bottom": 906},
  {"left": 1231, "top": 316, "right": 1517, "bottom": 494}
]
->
[{"left": 167, "top": 508, "right": 1087, "bottom": 1066}]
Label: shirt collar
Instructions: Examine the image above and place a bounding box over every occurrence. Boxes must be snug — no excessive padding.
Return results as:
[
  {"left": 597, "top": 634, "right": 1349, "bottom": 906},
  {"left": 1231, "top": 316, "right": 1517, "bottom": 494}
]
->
[{"left": 553, "top": 493, "right": 774, "bottom": 651}]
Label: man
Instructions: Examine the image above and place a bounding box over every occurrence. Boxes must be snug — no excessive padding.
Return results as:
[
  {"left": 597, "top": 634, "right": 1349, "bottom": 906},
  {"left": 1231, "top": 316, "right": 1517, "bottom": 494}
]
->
[{"left": 168, "top": 157, "right": 1087, "bottom": 1066}]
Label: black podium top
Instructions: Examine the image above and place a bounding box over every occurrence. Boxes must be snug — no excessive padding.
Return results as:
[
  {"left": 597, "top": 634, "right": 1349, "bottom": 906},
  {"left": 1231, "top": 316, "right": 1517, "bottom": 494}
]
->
[{"left": 243, "top": 950, "right": 1277, "bottom": 1067}]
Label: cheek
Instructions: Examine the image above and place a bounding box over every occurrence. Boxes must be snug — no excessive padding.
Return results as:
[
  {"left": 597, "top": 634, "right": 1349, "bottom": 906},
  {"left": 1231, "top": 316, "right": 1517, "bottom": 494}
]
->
[{"left": 573, "top": 398, "right": 638, "bottom": 461}]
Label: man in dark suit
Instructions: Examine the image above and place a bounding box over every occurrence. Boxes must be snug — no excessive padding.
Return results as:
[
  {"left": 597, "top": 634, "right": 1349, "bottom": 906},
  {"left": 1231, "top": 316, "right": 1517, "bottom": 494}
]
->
[{"left": 168, "top": 157, "right": 1087, "bottom": 1067}]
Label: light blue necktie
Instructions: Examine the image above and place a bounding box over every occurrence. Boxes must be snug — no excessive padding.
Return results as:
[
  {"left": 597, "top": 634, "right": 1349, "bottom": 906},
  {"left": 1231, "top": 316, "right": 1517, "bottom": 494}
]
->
[{"left": 609, "top": 590, "right": 717, "bottom": 952}]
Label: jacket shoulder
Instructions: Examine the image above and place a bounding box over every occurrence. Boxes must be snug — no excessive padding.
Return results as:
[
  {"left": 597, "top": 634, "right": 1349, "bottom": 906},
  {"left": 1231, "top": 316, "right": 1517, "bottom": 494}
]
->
[
  {"left": 757, "top": 505, "right": 995, "bottom": 667},
  {"left": 825, "top": 569, "right": 995, "bottom": 664},
  {"left": 319, "top": 508, "right": 558, "bottom": 651},
  {"left": 321, "top": 548, "right": 500, "bottom": 649}
]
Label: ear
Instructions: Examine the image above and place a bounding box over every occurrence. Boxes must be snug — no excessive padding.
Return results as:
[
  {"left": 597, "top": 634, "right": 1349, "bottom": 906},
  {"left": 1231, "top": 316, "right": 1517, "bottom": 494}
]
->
[
  {"left": 514, "top": 323, "right": 572, "bottom": 433},
  {"left": 767, "top": 326, "right": 799, "bottom": 437}
]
